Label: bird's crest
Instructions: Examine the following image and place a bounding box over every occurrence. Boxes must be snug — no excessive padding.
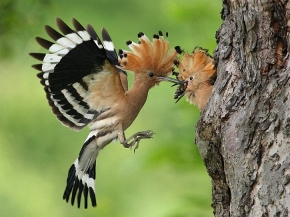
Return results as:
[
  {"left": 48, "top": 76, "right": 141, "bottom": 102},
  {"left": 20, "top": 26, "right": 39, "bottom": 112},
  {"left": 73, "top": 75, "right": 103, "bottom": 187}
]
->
[
  {"left": 176, "top": 47, "right": 216, "bottom": 82},
  {"left": 174, "top": 47, "right": 217, "bottom": 105},
  {"left": 118, "top": 31, "right": 180, "bottom": 76}
]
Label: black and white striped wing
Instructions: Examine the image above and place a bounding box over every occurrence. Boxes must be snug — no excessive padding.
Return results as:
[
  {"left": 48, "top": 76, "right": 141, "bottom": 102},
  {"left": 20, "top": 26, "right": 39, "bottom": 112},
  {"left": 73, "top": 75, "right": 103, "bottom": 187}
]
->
[{"left": 30, "top": 18, "right": 124, "bottom": 130}]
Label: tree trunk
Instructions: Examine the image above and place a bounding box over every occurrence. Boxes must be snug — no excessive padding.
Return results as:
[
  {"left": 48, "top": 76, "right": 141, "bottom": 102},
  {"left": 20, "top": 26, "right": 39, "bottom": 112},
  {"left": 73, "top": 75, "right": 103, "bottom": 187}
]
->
[{"left": 196, "top": 0, "right": 290, "bottom": 216}]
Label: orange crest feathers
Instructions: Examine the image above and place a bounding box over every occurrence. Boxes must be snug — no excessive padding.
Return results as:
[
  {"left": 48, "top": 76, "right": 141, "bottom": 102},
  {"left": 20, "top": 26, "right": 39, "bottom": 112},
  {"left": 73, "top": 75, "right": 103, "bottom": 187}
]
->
[
  {"left": 118, "top": 31, "right": 180, "bottom": 76},
  {"left": 174, "top": 47, "right": 217, "bottom": 107},
  {"left": 177, "top": 47, "right": 216, "bottom": 81}
]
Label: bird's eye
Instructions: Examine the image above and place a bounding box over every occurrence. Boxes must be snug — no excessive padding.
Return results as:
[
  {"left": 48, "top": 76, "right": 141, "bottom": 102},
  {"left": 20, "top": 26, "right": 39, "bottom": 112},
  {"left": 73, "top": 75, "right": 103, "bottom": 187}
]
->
[
  {"left": 148, "top": 72, "right": 154, "bottom": 77},
  {"left": 189, "top": 76, "right": 194, "bottom": 81}
]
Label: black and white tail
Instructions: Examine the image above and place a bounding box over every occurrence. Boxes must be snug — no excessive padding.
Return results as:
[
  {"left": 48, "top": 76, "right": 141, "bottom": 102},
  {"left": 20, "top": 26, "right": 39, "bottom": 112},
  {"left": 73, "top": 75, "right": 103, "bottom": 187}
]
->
[
  {"left": 63, "top": 133, "right": 98, "bottom": 208},
  {"left": 30, "top": 18, "right": 124, "bottom": 208},
  {"left": 64, "top": 159, "right": 97, "bottom": 208},
  {"left": 63, "top": 127, "right": 119, "bottom": 208}
]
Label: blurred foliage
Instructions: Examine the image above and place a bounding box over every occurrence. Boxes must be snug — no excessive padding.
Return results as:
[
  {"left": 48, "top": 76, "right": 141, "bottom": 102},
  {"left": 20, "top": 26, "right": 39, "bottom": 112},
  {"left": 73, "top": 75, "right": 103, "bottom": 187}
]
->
[
  {"left": 0, "top": 0, "right": 52, "bottom": 57},
  {"left": 0, "top": 0, "right": 221, "bottom": 216}
]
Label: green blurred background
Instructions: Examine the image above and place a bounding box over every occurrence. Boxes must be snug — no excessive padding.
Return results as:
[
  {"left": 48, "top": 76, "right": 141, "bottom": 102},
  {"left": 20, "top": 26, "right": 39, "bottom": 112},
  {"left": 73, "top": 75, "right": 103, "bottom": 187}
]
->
[{"left": 0, "top": 0, "right": 221, "bottom": 216}]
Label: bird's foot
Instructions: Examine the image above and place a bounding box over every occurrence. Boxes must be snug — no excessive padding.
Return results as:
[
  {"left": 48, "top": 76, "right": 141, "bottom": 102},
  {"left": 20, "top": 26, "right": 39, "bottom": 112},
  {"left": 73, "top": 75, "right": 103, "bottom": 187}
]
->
[{"left": 122, "top": 130, "right": 155, "bottom": 152}]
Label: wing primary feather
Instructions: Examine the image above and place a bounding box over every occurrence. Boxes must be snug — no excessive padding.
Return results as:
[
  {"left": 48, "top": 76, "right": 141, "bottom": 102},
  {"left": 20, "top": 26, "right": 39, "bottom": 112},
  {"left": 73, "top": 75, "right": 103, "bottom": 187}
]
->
[
  {"left": 86, "top": 24, "right": 99, "bottom": 40},
  {"left": 101, "top": 28, "right": 112, "bottom": 42},
  {"left": 45, "top": 25, "right": 64, "bottom": 41},
  {"left": 37, "top": 72, "right": 43, "bottom": 79},
  {"left": 35, "top": 37, "right": 54, "bottom": 50},
  {"left": 101, "top": 28, "right": 118, "bottom": 65},
  {"left": 72, "top": 18, "right": 86, "bottom": 31},
  {"left": 56, "top": 17, "right": 75, "bottom": 35},
  {"left": 29, "top": 53, "right": 45, "bottom": 61},
  {"left": 32, "top": 64, "right": 42, "bottom": 71}
]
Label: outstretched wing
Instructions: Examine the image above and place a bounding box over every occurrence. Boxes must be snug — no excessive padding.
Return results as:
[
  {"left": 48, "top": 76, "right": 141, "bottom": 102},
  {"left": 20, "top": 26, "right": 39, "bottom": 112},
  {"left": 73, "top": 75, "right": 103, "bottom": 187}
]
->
[{"left": 30, "top": 18, "right": 127, "bottom": 131}]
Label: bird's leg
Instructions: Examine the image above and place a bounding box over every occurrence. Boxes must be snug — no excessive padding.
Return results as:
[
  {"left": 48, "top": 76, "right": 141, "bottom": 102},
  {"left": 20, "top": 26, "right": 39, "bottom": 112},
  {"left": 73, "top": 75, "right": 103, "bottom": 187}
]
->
[{"left": 118, "top": 130, "right": 155, "bottom": 151}]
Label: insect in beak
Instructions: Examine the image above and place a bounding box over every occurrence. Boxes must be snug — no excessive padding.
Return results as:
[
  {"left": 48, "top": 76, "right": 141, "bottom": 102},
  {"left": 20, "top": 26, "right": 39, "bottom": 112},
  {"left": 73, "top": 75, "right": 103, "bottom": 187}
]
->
[{"left": 173, "top": 80, "right": 188, "bottom": 103}]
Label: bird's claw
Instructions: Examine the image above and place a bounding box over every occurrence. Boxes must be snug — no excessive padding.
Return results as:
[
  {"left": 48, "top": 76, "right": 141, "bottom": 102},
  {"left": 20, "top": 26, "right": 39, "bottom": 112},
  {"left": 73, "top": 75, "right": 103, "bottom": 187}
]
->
[{"left": 122, "top": 130, "right": 155, "bottom": 152}]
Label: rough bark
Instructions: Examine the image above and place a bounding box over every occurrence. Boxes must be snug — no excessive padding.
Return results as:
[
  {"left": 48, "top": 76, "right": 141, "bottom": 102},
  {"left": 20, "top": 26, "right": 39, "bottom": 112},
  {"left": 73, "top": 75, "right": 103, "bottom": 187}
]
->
[{"left": 196, "top": 0, "right": 290, "bottom": 216}]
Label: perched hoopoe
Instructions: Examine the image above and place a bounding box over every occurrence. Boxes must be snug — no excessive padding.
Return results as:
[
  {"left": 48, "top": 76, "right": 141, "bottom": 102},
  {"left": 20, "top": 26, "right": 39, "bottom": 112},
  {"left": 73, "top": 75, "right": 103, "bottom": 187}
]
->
[
  {"left": 30, "top": 18, "right": 181, "bottom": 209},
  {"left": 174, "top": 47, "right": 217, "bottom": 110}
]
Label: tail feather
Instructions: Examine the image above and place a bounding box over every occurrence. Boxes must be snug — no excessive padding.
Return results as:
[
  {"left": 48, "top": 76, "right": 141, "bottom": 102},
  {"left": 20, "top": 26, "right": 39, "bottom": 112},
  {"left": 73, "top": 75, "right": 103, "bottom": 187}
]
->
[
  {"left": 63, "top": 160, "right": 97, "bottom": 208},
  {"left": 63, "top": 164, "right": 76, "bottom": 202},
  {"left": 88, "top": 164, "right": 97, "bottom": 206},
  {"left": 77, "top": 180, "right": 84, "bottom": 208},
  {"left": 62, "top": 118, "right": 117, "bottom": 208},
  {"left": 71, "top": 177, "right": 80, "bottom": 205},
  {"left": 84, "top": 183, "right": 89, "bottom": 208}
]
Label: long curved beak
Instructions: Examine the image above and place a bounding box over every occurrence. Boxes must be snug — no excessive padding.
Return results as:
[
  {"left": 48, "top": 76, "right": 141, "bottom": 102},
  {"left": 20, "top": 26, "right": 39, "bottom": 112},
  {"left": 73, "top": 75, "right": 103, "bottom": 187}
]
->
[{"left": 156, "top": 76, "right": 183, "bottom": 84}]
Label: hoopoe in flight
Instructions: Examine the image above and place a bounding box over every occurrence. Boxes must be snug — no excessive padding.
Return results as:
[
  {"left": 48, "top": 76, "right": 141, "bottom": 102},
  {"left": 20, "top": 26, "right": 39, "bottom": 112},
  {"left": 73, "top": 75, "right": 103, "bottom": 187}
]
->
[
  {"left": 30, "top": 18, "right": 181, "bottom": 209},
  {"left": 174, "top": 47, "right": 217, "bottom": 110}
]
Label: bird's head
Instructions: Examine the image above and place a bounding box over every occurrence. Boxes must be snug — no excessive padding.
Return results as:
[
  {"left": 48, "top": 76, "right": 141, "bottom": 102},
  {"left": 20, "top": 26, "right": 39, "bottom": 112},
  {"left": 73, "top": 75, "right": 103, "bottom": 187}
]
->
[
  {"left": 174, "top": 47, "right": 217, "bottom": 110},
  {"left": 118, "top": 31, "right": 182, "bottom": 88}
]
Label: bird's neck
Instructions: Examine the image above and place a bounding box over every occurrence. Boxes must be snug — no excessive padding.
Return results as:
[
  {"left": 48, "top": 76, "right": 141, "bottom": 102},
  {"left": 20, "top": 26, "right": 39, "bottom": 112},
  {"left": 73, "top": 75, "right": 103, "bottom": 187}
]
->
[
  {"left": 118, "top": 78, "right": 152, "bottom": 130},
  {"left": 126, "top": 78, "right": 151, "bottom": 109}
]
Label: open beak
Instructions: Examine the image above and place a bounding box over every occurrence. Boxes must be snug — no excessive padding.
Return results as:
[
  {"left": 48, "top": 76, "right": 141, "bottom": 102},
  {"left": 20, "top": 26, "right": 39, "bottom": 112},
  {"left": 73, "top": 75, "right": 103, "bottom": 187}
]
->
[{"left": 156, "top": 76, "right": 184, "bottom": 85}]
